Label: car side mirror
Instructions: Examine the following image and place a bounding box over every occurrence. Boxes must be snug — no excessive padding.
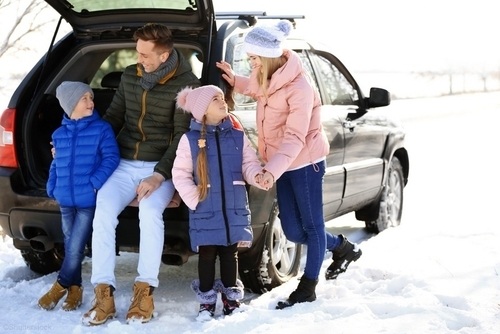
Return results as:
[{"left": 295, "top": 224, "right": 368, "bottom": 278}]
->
[{"left": 367, "top": 87, "right": 391, "bottom": 108}]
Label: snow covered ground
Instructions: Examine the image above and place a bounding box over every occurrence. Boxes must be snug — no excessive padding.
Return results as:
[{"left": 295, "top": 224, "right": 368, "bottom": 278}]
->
[{"left": 1, "top": 92, "right": 499, "bottom": 333}]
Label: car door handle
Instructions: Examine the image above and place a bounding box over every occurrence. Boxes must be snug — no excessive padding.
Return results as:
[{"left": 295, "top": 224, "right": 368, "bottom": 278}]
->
[{"left": 343, "top": 120, "right": 355, "bottom": 132}]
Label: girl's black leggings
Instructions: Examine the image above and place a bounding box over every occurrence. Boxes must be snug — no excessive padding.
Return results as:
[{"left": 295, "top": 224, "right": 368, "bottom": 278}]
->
[{"left": 198, "top": 243, "right": 238, "bottom": 292}]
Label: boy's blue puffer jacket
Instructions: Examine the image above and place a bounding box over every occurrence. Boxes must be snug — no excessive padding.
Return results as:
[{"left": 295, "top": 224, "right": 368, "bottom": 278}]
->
[{"left": 46, "top": 110, "right": 120, "bottom": 208}]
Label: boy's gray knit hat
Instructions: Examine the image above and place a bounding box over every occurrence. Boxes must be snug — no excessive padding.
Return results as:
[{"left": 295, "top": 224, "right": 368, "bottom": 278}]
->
[{"left": 56, "top": 81, "right": 93, "bottom": 117}]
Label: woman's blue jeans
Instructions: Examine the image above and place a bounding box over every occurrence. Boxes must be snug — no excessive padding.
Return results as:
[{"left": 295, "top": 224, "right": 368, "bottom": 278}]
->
[
  {"left": 57, "top": 206, "right": 94, "bottom": 287},
  {"left": 276, "top": 160, "right": 341, "bottom": 281}
]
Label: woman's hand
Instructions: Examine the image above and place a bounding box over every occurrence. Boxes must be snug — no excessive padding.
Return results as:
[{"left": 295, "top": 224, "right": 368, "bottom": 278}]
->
[
  {"left": 216, "top": 61, "right": 235, "bottom": 87},
  {"left": 257, "top": 169, "right": 274, "bottom": 191}
]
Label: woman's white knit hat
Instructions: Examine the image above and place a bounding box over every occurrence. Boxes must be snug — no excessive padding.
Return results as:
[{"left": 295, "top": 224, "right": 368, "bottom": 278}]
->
[{"left": 242, "top": 20, "right": 293, "bottom": 58}]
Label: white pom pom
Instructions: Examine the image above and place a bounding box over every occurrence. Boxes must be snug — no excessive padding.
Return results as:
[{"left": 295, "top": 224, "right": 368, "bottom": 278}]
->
[
  {"left": 176, "top": 87, "right": 193, "bottom": 110},
  {"left": 276, "top": 20, "right": 292, "bottom": 38}
]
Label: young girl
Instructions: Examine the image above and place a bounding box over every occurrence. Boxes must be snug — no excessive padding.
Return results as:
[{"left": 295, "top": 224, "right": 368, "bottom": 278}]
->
[
  {"left": 216, "top": 20, "right": 362, "bottom": 309},
  {"left": 39, "top": 81, "right": 119, "bottom": 311},
  {"left": 172, "top": 85, "right": 265, "bottom": 320}
]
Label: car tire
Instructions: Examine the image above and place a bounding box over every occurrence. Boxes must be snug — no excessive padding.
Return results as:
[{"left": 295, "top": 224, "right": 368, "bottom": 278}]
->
[
  {"left": 241, "top": 201, "right": 302, "bottom": 293},
  {"left": 20, "top": 245, "right": 64, "bottom": 275},
  {"left": 365, "top": 156, "right": 404, "bottom": 233}
]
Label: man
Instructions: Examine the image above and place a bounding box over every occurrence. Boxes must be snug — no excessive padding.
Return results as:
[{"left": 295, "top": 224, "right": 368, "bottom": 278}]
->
[{"left": 82, "top": 23, "right": 200, "bottom": 326}]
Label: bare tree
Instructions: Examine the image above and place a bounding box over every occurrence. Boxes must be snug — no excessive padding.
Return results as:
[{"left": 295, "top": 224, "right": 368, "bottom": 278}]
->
[{"left": 0, "top": 0, "right": 53, "bottom": 58}]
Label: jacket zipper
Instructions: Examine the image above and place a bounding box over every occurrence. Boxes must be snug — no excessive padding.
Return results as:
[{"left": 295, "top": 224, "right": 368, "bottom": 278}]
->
[
  {"left": 134, "top": 90, "right": 148, "bottom": 159},
  {"left": 70, "top": 129, "right": 77, "bottom": 206},
  {"left": 215, "top": 128, "right": 231, "bottom": 245}
]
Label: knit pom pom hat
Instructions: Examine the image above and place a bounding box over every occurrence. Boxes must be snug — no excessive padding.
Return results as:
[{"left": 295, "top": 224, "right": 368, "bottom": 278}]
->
[
  {"left": 176, "top": 85, "right": 224, "bottom": 121},
  {"left": 242, "top": 20, "right": 293, "bottom": 58},
  {"left": 56, "top": 81, "right": 94, "bottom": 117}
]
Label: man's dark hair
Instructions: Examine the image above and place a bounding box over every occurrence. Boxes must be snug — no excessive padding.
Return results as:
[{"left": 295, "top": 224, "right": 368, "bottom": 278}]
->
[{"left": 133, "top": 23, "right": 174, "bottom": 53}]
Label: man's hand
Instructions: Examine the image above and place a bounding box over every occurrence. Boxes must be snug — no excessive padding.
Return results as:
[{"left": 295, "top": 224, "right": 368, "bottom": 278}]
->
[
  {"left": 50, "top": 141, "right": 55, "bottom": 158},
  {"left": 136, "top": 172, "right": 165, "bottom": 201}
]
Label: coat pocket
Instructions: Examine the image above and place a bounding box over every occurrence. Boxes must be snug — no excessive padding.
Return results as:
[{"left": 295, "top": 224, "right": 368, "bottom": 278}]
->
[{"left": 189, "top": 210, "right": 217, "bottom": 230}]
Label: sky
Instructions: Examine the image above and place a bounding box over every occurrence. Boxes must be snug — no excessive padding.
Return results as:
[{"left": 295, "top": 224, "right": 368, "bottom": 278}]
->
[
  {"left": 213, "top": 0, "right": 500, "bottom": 72},
  {"left": 1, "top": 92, "right": 500, "bottom": 333},
  {"left": 1, "top": 0, "right": 499, "bottom": 106}
]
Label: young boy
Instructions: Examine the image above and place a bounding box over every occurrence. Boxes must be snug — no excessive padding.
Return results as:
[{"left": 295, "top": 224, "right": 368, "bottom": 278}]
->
[{"left": 38, "top": 81, "right": 119, "bottom": 311}]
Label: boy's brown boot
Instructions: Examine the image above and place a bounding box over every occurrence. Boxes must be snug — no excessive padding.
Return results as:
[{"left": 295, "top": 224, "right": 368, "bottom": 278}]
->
[
  {"left": 126, "top": 281, "right": 155, "bottom": 323},
  {"left": 62, "top": 285, "right": 83, "bottom": 311},
  {"left": 38, "top": 281, "right": 67, "bottom": 310},
  {"left": 82, "top": 284, "right": 116, "bottom": 326}
]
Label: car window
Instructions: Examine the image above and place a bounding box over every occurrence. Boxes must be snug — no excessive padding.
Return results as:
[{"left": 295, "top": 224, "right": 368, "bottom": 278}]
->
[
  {"left": 227, "top": 42, "right": 358, "bottom": 109},
  {"left": 229, "top": 46, "right": 319, "bottom": 109},
  {"left": 179, "top": 48, "right": 203, "bottom": 79},
  {"left": 90, "top": 49, "right": 136, "bottom": 88},
  {"left": 90, "top": 47, "right": 203, "bottom": 89},
  {"left": 230, "top": 39, "right": 256, "bottom": 109},
  {"left": 63, "top": 0, "right": 199, "bottom": 13},
  {"left": 295, "top": 50, "right": 322, "bottom": 100},
  {"left": 309, "top": 53, "right": 359, "bottom": 106}
]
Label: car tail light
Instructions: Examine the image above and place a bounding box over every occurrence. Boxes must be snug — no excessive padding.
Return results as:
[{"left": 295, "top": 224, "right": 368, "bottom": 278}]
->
[{"left": 0, "top": 108, "right": 18, "bottom": 168}]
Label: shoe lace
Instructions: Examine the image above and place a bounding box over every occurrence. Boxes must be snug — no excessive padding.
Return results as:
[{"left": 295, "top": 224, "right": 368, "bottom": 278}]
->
[
  {"left": 91, "top": 287, "right": 110, "bottom": 310},
  {"left": 66, "top": 287, "right": 79, "bottom": 302},
  {"left": 129, "top": 285, "right": 150, "bottom": 311}
]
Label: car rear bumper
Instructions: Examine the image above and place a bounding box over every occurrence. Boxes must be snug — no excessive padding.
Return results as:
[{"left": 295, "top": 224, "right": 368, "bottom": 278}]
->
[
  {"left": 8, "top": 207, "right": 63, "bottom": 242},
  {"left": 0, "top": 212, "right": 10, "bottom": 236},
  {"left": 0, "top": 170, "right": 63, "bottom": 247}
]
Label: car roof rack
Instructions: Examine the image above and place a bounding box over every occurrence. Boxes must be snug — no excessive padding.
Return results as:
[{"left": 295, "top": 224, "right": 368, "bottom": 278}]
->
[{"left": 215, "top": 12, "right": 305, "bottom": 27}]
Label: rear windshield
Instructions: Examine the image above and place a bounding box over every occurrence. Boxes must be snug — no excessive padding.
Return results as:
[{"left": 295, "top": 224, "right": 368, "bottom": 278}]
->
[{"left": 65, "top": 0, "right": 199, "bottom": 13}]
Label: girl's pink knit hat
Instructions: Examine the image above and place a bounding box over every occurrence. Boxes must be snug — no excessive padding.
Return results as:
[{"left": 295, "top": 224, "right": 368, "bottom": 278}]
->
[{"left": 176, "top": 85, "right": 224, "bottom": 121}]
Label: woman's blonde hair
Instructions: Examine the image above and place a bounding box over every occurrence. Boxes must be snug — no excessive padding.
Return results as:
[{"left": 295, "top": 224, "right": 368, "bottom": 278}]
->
[
  {"left": 196, "top": 115, "right": 210, "bottom": 201},
  {"left": 255, "top": 55, "right": 287, "bottom": 97}
]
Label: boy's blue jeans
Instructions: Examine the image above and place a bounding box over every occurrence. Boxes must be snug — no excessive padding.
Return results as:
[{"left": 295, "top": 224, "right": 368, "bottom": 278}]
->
[
  {"left": 57, "top": 206, "right": 94, "bottom": 287},
  {"left": 276, "top": 160, "right": 341, "bottom": 281}
]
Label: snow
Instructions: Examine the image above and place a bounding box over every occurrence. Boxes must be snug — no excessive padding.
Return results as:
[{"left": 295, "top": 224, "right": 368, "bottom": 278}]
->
[{"left": 1, "top": 92, "right": 500, "bottom": 333}]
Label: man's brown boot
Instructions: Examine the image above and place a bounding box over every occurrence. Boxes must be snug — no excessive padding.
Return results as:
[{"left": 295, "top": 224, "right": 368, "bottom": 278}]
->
[
  {"left": 82, "top": 284, "right": 116, "bottom": 326},
  {"left": 38, "top": 281, "right": 67, "bottom": 310},
  {"left": 126, "top": 281, "right": 155, "bottom": 323},
  {"left": 62, "top": 285, "right": 83, "bottom": 311}
]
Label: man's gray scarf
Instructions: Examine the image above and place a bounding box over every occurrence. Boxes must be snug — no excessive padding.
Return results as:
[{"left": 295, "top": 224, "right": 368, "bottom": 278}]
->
[{"left": 139, "top": 49, "right": 179, "bottom": 91}]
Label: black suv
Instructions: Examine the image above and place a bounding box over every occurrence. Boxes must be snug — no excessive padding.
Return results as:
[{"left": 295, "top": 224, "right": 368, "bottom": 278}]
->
[{"left": 0, "top": 0, "right": 409, "bottom": 293}]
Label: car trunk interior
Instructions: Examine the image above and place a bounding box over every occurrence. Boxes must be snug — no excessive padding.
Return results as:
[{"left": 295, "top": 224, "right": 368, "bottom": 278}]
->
[{"left": 26, "top": 42, "right": 203, "bottom": 189}]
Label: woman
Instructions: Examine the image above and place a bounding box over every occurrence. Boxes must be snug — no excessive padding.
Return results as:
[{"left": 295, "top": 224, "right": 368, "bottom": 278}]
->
[{"left": 216, "top": 20, "right": 362, "bottom": 309}]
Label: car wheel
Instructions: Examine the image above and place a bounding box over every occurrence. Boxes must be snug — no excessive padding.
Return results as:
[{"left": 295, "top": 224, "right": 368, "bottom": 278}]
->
[
  {"left": 20, "top": 244, "right": 64, "bottom": 275},
  {"left": 365, "top": 156, "right": 404, "bottom": 233},
  {"left": 242, "top": 201, "right": 302, "bottom": 293}
]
